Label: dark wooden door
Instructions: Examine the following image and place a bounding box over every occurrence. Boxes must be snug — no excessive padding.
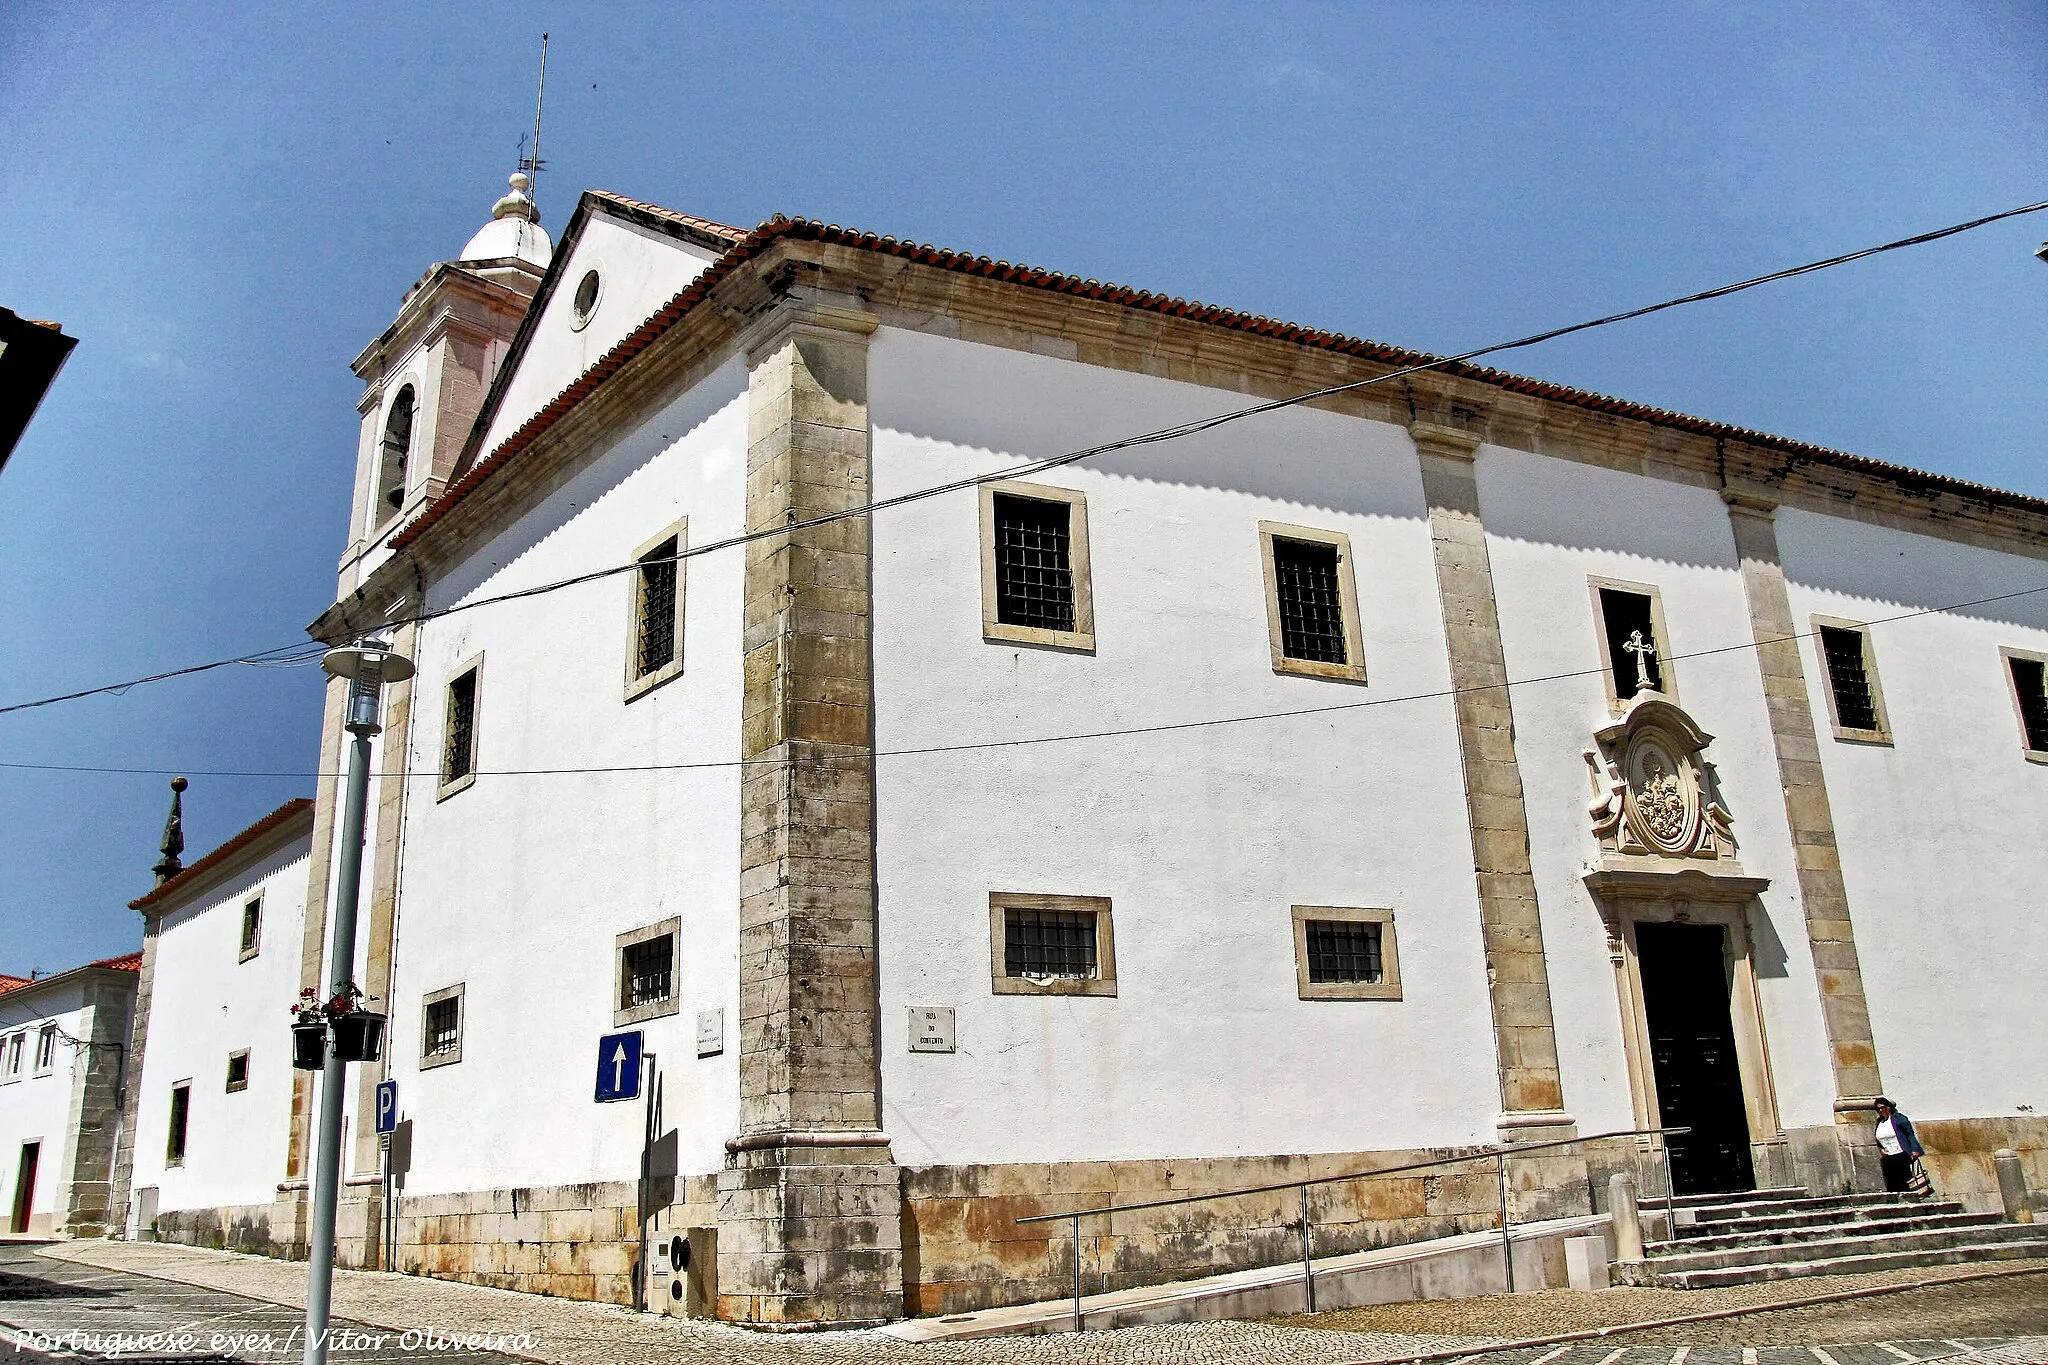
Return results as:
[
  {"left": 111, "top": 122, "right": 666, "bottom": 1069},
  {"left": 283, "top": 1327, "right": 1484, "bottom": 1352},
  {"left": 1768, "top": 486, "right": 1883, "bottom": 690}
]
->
[
  {"left": 1635, "top": 923, "right": 1756, "bottom": 1195},
  {"left": 11, "top": 1142, "right": 38, "bottom": 1233}
]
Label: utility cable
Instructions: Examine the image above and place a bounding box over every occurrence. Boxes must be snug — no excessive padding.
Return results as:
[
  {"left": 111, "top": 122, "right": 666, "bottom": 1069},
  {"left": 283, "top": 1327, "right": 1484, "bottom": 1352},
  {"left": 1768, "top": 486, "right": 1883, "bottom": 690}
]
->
[
  {"left": 3, "top": 198, "right": 2045, "bottom": 720},
  {"left": 5, "top": 578, "right": 2043, "bottom": 781}
]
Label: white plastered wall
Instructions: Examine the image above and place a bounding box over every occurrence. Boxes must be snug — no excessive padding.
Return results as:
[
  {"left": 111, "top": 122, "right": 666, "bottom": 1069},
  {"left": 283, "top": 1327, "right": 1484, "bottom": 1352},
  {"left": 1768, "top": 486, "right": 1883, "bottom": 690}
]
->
[
  {"left": 0, "top": 980, "right": 92, "bottom": 1232},
  {"left": 1775, "top": 507, "right": 2048, "bottom": 1122},
  {"left": 385, "top": 356, "right": 749, "bottom": 1200},
  {"left": 472, "top": 211, "right": 722, "bottom": 461},
  {"left": 1480, "top": 448, "right": 1836, "bottom": 1137},
  {"left": 129, "top": 838, "right": 312, "bottom": 1214},
  {"left": 868, "top": 328, "right": 1502, "bottom": 1168}
]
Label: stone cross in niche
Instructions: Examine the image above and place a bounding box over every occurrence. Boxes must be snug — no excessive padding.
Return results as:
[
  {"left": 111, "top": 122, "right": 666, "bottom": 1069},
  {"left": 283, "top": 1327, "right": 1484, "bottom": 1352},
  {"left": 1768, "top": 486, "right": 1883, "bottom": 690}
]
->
[{"left": 1622, "top": 630, "right": 1658, "bottom": 693}]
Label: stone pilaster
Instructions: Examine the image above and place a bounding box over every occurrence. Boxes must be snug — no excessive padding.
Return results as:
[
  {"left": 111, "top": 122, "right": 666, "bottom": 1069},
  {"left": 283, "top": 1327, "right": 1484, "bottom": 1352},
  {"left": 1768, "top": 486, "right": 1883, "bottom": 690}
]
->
[
  {"left": 1724, "top": 494, "right": 1885, "bottom": 1190},
  {"left": 106, "top": 922, "right": 159, "bottom": 1237},
  {"left": 1412, "top": 423, "right": 1578, "bottom": 1172},
  {"left": 351, "top": 619, "right": 418, "bottom": 1197},
  {"left": 70, "top": 978, "right": 135, "bottom": 1236},
  {"left": 288, "top": 672, "right": 351, "bottom": 1181},
  {"left": 715, "top": 300, "right": 902, "bottom": 1326}
]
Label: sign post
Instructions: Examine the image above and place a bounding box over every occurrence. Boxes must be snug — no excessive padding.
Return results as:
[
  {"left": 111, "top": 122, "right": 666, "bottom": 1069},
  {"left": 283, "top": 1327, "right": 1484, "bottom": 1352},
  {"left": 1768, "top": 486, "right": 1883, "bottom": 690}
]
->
[
  {"left": 374, "top": 1079, "right": 398, "bottom": 1270},
  {"left": 595, "top": 1031, "right": 647, "bottom": 1306}
]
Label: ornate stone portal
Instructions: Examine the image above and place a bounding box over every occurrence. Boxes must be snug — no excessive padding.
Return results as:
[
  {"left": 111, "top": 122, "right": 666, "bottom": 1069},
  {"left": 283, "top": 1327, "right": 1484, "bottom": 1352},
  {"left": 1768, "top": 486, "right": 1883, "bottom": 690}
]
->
[{"left": 1581, "top": 692, "right": 1795, "bottom": 1191}]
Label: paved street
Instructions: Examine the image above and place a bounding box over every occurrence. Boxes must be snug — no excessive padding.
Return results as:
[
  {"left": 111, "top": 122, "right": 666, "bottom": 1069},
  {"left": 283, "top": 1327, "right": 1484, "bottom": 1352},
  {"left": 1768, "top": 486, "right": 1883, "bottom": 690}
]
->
[{"left": 2, "top": 1242, "right": 2044, "bottom": 1365}]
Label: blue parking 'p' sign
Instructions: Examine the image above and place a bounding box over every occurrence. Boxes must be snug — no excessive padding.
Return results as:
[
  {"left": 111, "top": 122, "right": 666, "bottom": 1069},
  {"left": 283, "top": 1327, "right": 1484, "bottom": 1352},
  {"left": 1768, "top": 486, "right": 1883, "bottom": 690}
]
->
[
  {"left": 374, "top": 1079, "right": 398, "bottom": 1135},
  {"left": 595, "top": 1030, "right": 642, "bottom": 1103}
]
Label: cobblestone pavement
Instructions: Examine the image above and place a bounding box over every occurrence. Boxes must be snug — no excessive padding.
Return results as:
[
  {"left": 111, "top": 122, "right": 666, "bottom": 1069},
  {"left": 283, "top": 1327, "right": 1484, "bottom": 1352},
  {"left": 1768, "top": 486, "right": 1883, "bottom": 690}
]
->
[{"left": 14, "top": 1241, "right": 2047, "bottom": 1365}]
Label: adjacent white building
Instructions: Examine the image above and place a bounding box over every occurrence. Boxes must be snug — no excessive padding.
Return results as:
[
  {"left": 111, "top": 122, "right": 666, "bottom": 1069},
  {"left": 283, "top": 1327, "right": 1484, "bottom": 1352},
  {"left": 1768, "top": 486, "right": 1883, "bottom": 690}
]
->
[
  {"left": 111, "top": 173, "right": 2048, "bottom": 1324},
  {"left": 0, "top": 953, "right": 137, "bottom": 1237}
]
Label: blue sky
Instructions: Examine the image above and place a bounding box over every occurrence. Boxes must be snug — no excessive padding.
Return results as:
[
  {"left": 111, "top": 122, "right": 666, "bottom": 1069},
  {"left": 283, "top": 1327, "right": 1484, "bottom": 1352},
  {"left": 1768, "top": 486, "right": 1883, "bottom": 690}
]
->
[{"left": 2, "top": 2, "right": 2044, "bottom": 973}]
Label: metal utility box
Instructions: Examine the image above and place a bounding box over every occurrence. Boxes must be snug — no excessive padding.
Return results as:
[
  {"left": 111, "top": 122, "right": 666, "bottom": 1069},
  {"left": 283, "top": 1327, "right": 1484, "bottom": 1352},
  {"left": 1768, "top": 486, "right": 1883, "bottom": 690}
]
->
[{"left": 646, "top": 1226, "right": 716, "bottom": 1317}]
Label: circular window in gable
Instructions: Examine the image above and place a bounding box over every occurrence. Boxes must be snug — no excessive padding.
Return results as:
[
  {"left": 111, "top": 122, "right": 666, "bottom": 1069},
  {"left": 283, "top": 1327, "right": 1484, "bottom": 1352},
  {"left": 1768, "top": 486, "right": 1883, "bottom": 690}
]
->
[{"left": 570, "top": 268, "right": 603, "bottom": 330}]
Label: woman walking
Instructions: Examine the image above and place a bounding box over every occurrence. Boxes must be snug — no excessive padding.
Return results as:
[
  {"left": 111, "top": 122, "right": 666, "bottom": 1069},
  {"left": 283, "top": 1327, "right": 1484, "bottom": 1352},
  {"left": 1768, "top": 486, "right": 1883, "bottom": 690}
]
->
[{"left": 1873, "top": 1097, "right": 1925, "bottom": 1194}]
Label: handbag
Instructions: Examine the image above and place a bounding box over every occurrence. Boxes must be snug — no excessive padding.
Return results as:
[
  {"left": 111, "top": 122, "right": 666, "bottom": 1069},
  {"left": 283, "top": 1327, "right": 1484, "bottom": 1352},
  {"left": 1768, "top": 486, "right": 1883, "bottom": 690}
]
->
[{"left": 1906, "top": 1158, "right": 1934, "bottom": 1197}]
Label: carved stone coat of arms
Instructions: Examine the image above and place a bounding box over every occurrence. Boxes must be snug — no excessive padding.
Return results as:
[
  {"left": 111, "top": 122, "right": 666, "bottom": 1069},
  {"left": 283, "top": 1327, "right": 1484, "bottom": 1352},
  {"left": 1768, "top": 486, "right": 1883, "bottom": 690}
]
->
[{"left": 1585, "top": 695, "right": 1736, "bottom": 861}]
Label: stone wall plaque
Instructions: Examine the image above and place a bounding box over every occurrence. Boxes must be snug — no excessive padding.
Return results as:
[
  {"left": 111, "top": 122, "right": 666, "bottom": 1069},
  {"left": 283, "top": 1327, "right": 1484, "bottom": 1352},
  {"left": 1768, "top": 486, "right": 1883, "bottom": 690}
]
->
[
  {"left": 907, "top": 1007, "right": 955, "bottom": 1054},
  {"left": 695, "top": 1008, "right": 724, "bottom": 1058}
]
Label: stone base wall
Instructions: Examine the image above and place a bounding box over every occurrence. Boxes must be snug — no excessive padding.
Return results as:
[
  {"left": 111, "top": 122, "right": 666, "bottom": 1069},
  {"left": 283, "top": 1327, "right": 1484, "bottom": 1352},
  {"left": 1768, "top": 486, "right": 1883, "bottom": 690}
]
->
[
  {"left": 152, "top": 1195, "right": 309, "bottom": 1259},
  {"left": 1916, "top": 1115, "right": 2048, "bottom": 1216},
  {"left": 901, "top": 1137, "right": 1630, "bottom": 1317}
]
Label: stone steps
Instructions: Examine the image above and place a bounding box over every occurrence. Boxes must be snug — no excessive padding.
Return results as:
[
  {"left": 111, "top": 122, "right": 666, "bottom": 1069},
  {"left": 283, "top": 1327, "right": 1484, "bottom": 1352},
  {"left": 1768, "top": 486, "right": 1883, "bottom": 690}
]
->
[
  {"left": 1630, "top": 1185, "right": 2048, "bottom": 1288},
  {"left": 1652, "top": 1208, "right": 2002, "bottom": 1254},
  {"left": 1653, "top": 1235, "right": 2048, "bottom": 1289}
]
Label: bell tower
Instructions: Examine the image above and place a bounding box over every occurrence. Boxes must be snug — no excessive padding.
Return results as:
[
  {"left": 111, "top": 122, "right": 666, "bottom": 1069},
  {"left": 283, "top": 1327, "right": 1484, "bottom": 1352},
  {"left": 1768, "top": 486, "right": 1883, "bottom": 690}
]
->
[{"left": 339, "top": 171, "right": 552, "bottom": 594}]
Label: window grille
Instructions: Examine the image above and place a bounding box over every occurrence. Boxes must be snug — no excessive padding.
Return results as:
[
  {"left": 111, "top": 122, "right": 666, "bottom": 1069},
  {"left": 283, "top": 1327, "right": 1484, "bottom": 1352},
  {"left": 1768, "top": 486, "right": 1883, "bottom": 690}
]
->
[
  {"left": 1273, "top": 539, "right": 1348, "bottom": 664},
  {"left": 1819, "top": 626, "right": 1880, "bottom": 732},
  {"left": 622, "top": 934, "right": 674, "bottom": 1009},
  {"left": 425, "top": 998, "right": 461, "bottom": 1057},
  {"left": 1305, "top": 919, "right": 1384, "bottom": 984},
  {"left": 444, "top": 670, "right": 478, "bottom": 782},
  {"left": 2012, "top": 655, "right": 2048, "bottom": 752},
  {"left": 166, "top": 1084, "right": 190, "bottom": 1163},
  {"left": 1599, "top": 588, "right": 1664, "bottom": 694},
  {"left": 993, "top": 494, "right": 1076, "bottom": 633},
  {"left": 1003, "top": 909, "right": 1098, "bottom": 979},
  {"left": 635, "top": 537, "right": 679, "bottom": 678},
  {"left": 224, "top": 1052, "right": 248, "bottom": 1092}
]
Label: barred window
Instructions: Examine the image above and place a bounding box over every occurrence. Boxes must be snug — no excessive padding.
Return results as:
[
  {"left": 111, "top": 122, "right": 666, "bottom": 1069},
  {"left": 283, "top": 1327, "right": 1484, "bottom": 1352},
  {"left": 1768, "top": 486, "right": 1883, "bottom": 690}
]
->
[
  {"left": 993, "top": 494, "right": 1076, "bottom": 634},
  {"left": 1818, "top": 625, "right": 1880, "bottom": 734},
  {"left": 634, "top": 537, "right": 679, "bottom": 679},
  {"left": 622, "top": 934, "right": 674, "bottom": 1009},
  {"left": 2010, "top": 653, "right": 2048, "bottom": 753},
  {"left": 425, "top": 999, "right": 460, "bottom": 1057},
  {"left": 1004, "top": 909, "right": 1097, "bottom": 979},
  {"left": 1599, "top": 587, "right": 1664, "bottom": 696},
  {"left": 1305, "top": 919, "right": 1383, "bottom": 984},
  {"left": 444, "top": 668, "right": 478, "bottom": 784},
  {"left": 1273, "top": 539, "right": 1347, "bottom": 664}
]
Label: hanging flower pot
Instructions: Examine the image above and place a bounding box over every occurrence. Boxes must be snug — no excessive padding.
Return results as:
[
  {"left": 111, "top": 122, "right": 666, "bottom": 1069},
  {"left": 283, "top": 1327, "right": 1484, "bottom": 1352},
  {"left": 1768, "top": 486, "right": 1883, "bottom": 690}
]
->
[
  {"left": 329, "top": 1011, "right": 386, "bottom": 1063},
  {"left": 292, "top": 1020, "right": 329, "bottom": 1070}
]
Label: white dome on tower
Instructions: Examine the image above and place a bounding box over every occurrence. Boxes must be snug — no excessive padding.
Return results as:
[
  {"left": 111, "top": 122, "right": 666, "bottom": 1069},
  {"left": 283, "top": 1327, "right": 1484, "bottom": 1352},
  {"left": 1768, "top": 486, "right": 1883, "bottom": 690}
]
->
[{"left": 460, "top": 171, "right": 553, "bottom": 268}]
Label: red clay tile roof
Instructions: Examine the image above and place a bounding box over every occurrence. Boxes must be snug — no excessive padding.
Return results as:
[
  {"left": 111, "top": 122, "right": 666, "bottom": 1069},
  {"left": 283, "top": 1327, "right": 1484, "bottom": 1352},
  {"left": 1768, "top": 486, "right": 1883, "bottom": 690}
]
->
[
  {"left": 0, "top": 975, "right": 31, "bottom": 996},
  {"left": 389, "top": 209, "right": 2048, "bottom": 557},
  {"left": 129, "top": 798, "right": 315, "bottom": 913},
  {"left": 91, "top": 952, "right": 142, "bottom": 974},
  {"left": 584, "top": 191, "right": 747, "bottom": 244}
]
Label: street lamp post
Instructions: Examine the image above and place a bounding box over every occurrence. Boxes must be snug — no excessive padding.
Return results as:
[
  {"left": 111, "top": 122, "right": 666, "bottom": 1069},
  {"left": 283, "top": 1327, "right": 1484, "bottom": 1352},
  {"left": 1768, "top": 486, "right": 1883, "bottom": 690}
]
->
[{"left": 304, "top": 639, "right": 412, "bottom": 1365}]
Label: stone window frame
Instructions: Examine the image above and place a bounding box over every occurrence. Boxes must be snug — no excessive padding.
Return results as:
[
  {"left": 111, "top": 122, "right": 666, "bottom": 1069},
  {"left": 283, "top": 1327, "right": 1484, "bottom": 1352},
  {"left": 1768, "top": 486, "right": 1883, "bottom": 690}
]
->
[
  {"left": 2000, "top": 645, "right": 2048, "bottom": 765},
  {"left": 1290, "top": 905, "right": 1403, "bottom": 1001},
  {"left": 437, "top": 652, "right": 485, "bottom": 802},
  {"left": 988, "top": 892, "right": 1117, "bottom": 998},
  {"left": 1588, "top": 575, "right": 1680, "bottom": 712},
  {"left": 623, "top": 517, "right": 688, "bottom": 703},
  {"left": 614, "top": 916, "right": 683, "bottom": 1027},
  {"left": 32, "top": 1024, "right": 57, "bottom": 1076},
  {"left": 165, "top": 1080, "right": 192, "bottom": 1167},
  {"left": 239, "top": 895, "right": 263, "bottom": 963},
  {"left": 1259, "top": 521, "right": 1368, "bottom": 684},
  {"left": 224, "top": 1049, "right": 250, "bottom": 1094},
  {"left": 1810, "top": 615, "right": 1893, "bottom": 746},
  {"left": 979, "top": 480, "right": 1096, "bottom": 653},
  {"left": 420, "top": 983, "right": 465, "bottom": 1070}
]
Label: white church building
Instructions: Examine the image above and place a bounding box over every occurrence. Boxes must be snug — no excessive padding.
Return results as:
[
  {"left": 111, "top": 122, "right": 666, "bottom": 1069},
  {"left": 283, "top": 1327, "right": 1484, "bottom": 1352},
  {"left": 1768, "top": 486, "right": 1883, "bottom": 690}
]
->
[{"left": 108, "top": 172, "right": 2048, "bottom": 1324}]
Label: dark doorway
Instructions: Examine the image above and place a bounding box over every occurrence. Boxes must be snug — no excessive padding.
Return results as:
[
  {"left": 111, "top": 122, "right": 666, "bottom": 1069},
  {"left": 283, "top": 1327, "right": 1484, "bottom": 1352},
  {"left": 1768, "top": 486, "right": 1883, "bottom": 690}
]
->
[
  {"left": 10, "top": 1142, "right": 38, "bottom": 1233},
  {"left": 1636, "top": 923, "right": 1756, "bottom": 1194}
]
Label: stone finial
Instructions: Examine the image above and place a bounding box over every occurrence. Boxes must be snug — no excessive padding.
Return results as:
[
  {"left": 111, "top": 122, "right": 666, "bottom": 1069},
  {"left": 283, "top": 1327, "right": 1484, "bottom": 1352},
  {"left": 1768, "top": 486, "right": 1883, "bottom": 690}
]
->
[
  {"left": 151, "top": 776, "right": 188, "bottom": 885},
  {"left": 491, "top": 170, "right": 539, "bottom": 223}
]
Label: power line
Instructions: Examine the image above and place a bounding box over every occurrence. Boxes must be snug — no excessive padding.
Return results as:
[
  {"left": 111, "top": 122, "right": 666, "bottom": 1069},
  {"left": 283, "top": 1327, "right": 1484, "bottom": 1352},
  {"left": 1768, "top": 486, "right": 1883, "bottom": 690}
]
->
[
  {"left": 7, "top": 579, "right": 2044, "bottom": 781},
  {"left": 4, "top": 198, "right": 2046, "bottom": 721},
  {"left": 0, "top": 643, "right": 329, "bottom": 717}
]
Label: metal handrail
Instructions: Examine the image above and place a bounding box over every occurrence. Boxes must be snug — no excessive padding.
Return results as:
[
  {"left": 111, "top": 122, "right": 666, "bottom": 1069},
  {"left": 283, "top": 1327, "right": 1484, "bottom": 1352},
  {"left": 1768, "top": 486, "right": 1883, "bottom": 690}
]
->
[
  {"left": 1015, "top": 1125, "right": 1689, "bottom": 1223},
  {"left": 1016, "top": 1124, "right": 1690, "bottom": 1333}
]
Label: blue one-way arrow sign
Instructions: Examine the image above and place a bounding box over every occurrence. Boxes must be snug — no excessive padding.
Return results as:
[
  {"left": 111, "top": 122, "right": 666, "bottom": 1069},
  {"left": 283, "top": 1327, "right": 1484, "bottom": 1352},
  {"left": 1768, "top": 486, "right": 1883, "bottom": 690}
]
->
[{"left": 595, "top": 1030, "right": 643, "bottom": 1103}]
